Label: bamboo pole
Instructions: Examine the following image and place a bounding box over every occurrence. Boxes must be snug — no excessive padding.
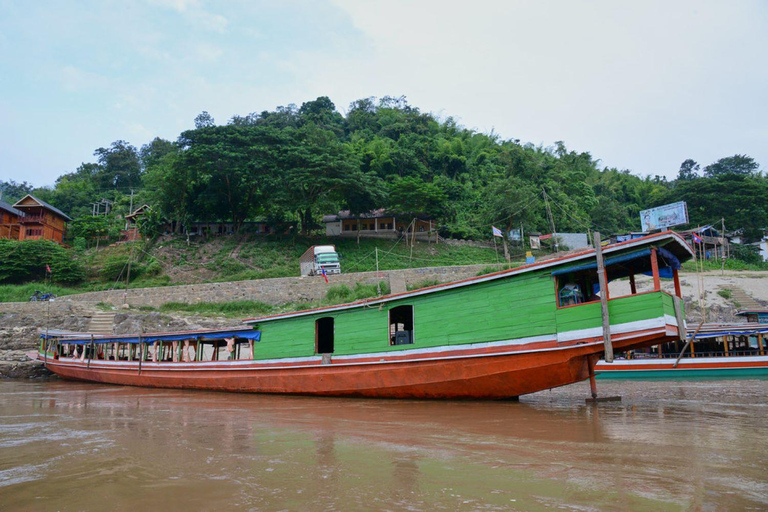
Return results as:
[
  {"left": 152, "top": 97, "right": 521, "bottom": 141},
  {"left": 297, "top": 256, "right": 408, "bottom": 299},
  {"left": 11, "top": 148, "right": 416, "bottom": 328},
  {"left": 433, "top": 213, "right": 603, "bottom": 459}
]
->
[
  {"left": 673, "top": 321, "right": 705, "bottom": 368},
  {"left": 593, "top": 232, "right": 613, "bottom": 363}
]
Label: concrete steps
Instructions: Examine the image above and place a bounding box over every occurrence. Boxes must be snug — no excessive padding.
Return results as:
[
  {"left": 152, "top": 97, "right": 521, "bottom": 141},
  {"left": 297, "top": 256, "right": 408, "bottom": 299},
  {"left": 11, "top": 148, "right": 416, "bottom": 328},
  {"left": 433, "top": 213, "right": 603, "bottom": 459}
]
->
[
  {"left": 723, "top": 286, "right": 764, "bottom": 311},
  {"left": 87, "top": 311, "right": 116, "bottom": 334}
]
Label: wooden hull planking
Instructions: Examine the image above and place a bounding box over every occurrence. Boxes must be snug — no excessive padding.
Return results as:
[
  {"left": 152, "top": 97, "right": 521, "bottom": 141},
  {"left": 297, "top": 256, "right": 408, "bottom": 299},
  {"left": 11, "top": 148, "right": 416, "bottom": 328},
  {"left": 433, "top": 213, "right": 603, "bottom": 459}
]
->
[{"left": 39, "top": 329, "right": 679, "bottom": 399}]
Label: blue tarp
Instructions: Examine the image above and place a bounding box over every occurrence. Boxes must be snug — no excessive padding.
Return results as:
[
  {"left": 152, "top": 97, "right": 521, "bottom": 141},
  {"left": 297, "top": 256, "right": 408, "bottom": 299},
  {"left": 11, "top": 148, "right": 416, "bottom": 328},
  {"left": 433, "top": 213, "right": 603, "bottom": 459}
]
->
[
  {"left": 551, "top": 247, "right": 681, "bottom": 280},
  {"left": 43, "top": 329, "right": 261, "bottom": 345},
  {"left": 551, "top": 249, "right": 651, "bottom": 276},
  {"left": 690, "top": 328, "right": 768, "bottom": 340}
]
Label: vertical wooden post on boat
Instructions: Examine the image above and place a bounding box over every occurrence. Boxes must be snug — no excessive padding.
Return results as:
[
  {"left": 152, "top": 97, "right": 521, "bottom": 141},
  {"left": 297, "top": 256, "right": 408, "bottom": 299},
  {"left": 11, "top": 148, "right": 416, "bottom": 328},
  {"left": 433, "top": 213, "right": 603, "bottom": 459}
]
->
[
  {"left": 723, "top": 335, "right": 729, "bottom": 357},
  {"left": 650, "top": 247, "right": 661, "bottom": 291},
  {"left": 87, "top": 335, "right": 94, "bottom": 369},
  {"left": 138, "top": 334, "right": 143, "bottom": 375},
  {"left": 629, "top": 273, "right": 637, "bottom": 295},
  {"left": 593, "top": 232, "right": 614, "bottom": 363},
  {"left": 758, "top": 333, "right": 764, "bottom": 356},
  {"left": 674, "top": 320, "right": 705, "bottom": 368},
  {"left": 588, "top": 357, "right": 598, "bottom": 399},
  {"left": 673, "top": 268, "right": 682, "bottom": 297},
  {"left": 673, "top": 296, "right": 686, "bottom": 342}
]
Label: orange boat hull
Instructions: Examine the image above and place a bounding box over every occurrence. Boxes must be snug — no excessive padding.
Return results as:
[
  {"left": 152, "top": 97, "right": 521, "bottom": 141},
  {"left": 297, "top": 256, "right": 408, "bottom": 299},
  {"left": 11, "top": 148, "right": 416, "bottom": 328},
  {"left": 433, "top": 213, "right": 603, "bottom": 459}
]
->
[{"left": 37, "top": 329, "right": 678, "bottom": 399}]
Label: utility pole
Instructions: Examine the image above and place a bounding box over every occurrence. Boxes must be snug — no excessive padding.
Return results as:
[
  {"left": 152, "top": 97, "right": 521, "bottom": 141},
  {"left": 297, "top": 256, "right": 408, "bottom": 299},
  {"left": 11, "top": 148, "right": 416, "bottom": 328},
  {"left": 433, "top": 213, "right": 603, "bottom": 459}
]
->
[
  {"left": 543, "top": 188, "right": 558, "bottom": 253},
  {"left": 126, "top": 189, "right": 135, "bottom": 230}
]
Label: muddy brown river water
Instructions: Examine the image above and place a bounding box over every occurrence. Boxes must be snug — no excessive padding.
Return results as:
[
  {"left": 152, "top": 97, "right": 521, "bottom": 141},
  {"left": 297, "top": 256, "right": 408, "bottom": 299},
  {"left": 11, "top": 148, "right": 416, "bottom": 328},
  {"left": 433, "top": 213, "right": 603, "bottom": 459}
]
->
[{"left": 1, "top": 378, "right": 767, "bottom": 511}]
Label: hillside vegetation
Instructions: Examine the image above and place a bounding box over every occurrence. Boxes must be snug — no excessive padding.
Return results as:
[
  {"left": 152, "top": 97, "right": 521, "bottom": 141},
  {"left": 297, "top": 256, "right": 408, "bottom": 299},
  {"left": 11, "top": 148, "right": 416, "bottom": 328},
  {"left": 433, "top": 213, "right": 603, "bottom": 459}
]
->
[
  {"left": 0, "top": 95, "right": 765, "bottom": 299},
  {"left": 0, "top": 235, "right": 507, "bottom": 302}
]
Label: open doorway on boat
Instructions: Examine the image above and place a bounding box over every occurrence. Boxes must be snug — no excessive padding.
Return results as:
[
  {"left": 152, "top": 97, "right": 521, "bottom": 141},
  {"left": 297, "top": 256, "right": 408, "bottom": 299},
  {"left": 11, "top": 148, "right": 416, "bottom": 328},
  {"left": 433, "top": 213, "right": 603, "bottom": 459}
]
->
[
  {"left": 389, "top": 305, "right": 414, "bottom": 345},
  {"left": 315, "top": 317, "right": 334, "bottom": 354}
]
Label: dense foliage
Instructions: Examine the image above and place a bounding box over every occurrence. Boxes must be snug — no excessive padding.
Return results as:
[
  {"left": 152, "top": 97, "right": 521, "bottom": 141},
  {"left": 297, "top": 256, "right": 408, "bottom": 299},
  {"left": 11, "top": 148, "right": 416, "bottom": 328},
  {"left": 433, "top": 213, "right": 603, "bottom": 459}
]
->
[
  {"left": 0, "top": 240, "right": 85, "bottom": 284},
  {"left": 2, "top": 95, "right": 765, "bottom": 247}
]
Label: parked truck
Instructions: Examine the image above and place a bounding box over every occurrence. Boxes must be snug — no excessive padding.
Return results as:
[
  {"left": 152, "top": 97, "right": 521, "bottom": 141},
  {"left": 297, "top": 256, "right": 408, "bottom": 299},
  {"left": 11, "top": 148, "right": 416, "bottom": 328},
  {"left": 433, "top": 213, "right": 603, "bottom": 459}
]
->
[{"left": 300, "top": 245, "right": 341, "bottom": 277}]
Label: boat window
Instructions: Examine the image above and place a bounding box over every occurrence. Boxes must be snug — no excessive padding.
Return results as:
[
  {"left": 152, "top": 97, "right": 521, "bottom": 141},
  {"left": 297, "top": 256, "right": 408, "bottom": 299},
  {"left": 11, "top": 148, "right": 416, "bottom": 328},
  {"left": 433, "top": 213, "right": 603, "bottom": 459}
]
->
[
  {"left": 389, "top": 305, "right": 414, "bottom": 345},
  {"left": 316, "top": 317, "right": 335, "bottom": 354},
  {"left": 556, "top": 271, "right": 601, "bottom": 307}
]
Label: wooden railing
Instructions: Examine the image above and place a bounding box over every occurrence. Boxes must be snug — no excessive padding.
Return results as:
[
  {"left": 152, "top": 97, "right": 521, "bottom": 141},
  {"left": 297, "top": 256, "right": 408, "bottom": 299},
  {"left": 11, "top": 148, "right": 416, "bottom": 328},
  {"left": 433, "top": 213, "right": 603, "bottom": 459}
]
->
[
  {"left": 627, "top": 350, "right": 763, "bottom": 360},
  {"left": 19, "top": 215, "right": 45, "bottom": 224}
]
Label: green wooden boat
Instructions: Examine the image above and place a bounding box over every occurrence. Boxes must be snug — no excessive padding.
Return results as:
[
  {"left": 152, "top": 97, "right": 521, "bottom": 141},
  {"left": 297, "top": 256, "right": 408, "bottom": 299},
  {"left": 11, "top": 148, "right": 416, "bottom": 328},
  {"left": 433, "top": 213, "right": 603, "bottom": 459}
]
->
[{"left": 38, "top": 231, "right": 694, "bottom": 399}]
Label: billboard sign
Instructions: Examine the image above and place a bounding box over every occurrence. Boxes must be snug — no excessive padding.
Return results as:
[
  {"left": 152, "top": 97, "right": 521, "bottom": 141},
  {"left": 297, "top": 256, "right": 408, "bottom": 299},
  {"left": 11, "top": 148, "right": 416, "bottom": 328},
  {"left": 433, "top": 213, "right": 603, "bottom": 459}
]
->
[
  {"left": 508, "top": 229, "right": 521, "bottom": 241},
  {"left": 640, "top": 201, "right": 688, "bottom": 232}
]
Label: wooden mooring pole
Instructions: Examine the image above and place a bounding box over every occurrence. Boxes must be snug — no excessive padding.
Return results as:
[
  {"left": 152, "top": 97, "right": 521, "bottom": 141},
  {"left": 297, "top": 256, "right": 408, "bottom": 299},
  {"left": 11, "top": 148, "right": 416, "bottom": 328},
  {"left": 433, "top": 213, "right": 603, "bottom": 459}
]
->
[{"left": 593, "top": 232, "right": 614, "bottom": 363}]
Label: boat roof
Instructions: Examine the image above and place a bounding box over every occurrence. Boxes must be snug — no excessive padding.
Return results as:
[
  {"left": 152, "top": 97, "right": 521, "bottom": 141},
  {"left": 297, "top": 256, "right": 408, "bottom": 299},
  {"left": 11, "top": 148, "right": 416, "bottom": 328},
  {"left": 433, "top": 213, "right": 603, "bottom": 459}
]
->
[
  {"left": 244, "top": 230, "right": 694, "bottom": 325},
  {"left": 735, "top": 309, "right": 768, "bottom": 316},
  {"left": 40, "top": 327, "right": 261, "bottom": 344},
  {"left": 690, "top": 322, "right": 768, "bottom": 339}
]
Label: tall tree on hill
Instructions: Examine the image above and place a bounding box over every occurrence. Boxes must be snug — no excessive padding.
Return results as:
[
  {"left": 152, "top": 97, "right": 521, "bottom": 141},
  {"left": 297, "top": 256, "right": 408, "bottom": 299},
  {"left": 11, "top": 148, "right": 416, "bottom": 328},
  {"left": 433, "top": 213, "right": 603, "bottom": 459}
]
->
[
  {"left": 671, "top": 172, "right": 768, "bottom": 242},
  {"left": 299, "top": 96, "right": 345, "bottom": 135},
  {"left": 140, "top": 138, "right": 176, "bottom": 172},
  {"left": 175, "top": 125, "right": 282, "bottom": 231},
  {"left": 677, "top": 159, "right": 700, "bottom": 181},
  {"left": 278, "top": 124, "right": 362, "bottom": 234},
  {"left": 703, "top": 154, "right": 759, "bottom": 177},
  {"left": 93, "top": 140, "right": 142, "bottom": 189},
  {"left": 0, "top": 180, "right": 33, "bottom": 203}
]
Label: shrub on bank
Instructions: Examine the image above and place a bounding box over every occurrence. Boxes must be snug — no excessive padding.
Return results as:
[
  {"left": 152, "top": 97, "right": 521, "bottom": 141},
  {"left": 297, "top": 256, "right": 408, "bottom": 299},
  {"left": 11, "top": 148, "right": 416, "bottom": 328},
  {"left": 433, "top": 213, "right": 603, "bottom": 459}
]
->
[{"left": 0, "top": 240, "right": 84, "bottom": 284}]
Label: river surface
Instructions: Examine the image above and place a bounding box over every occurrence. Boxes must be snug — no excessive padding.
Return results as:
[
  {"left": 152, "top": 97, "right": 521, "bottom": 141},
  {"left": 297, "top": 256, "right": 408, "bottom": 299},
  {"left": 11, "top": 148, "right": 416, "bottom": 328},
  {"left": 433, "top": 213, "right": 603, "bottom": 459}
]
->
[{"left": 1, "top": 378, "right": 767, "bottom": 511}]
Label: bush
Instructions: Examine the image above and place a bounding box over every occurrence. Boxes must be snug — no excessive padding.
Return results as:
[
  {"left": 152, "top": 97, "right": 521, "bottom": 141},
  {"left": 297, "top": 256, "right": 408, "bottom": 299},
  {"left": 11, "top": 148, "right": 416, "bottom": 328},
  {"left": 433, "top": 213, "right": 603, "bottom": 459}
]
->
[
  {"left": 717, "top": 289, "right": 732, "bottom": 299},
  {"left": 407, "top": 279, "right": 443, "bottom": 291},
  {"left": 100, "top": 254, "right": 132, "bottom": 282},
  {"left": 159, "top": 300, "right": 275, "bottom": 317},
  {"left": 325, "top": 281, "right": 390, "bottom": 303},
  {"left": 731, "top": 244, "right": 764, "bottom": 265},
  {"left": 0, "top": 239, "right": 85, "bottom": 284}
]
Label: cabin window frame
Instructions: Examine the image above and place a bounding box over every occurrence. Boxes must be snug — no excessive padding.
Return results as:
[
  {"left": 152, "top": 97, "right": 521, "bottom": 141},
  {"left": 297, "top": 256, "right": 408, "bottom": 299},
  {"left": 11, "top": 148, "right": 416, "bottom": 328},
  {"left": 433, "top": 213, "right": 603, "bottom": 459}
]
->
[
  {"left": 388, "top": 305, "right": 415, "bottom": 346},
  {"left": 554, "top": 250, "right": 672, "bottom": 309},
  {"left": 554, "top": 272, "right": 603, "bottom": 309}
]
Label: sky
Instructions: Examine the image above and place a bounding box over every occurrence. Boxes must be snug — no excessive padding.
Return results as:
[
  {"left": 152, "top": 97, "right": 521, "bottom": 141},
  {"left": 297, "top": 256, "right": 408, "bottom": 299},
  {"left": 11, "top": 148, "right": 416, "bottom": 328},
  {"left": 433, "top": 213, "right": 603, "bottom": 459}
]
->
[{"left": 1, "top": 0, "right": 766, "bottom": 187}]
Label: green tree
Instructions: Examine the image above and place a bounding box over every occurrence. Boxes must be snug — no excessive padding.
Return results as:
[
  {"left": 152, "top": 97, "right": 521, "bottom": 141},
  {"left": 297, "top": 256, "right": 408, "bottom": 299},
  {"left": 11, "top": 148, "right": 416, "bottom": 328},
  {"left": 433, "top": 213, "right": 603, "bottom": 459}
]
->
[
  {"left": 703, "top": 154, "right": 759, "bottom": 178},
  {"left": 0, "top": 180, "right": 33, "bottom": 203},
  {"left": 93, "top": 140, "right": 142, "bottom": 189},
  {"left": 278, "top": 125, "right": 361, "bottom": 234},
  {"left": 677, "top": 159, "right": 700, "bottom": 181}
]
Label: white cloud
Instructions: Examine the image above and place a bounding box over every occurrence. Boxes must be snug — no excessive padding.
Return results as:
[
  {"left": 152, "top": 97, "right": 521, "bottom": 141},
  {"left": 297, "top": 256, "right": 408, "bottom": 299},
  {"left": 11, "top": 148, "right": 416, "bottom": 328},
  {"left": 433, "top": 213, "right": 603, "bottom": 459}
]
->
[
  {"left": 59, "top": 66, "right": 110, "bottom": 93},
  {"left": 326, "top": 0, "right": 768, "bottom": 177},
  {"left": 144, "top": 0, "right": 201, "bottom": 13},
  {"left": 194, "top": 42, "right": 224, "bottom": 62}
]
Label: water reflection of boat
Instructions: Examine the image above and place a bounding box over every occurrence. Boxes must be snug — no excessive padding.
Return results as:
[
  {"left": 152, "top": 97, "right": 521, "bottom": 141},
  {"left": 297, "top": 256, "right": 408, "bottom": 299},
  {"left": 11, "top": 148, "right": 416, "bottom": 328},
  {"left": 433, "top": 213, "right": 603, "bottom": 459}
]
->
[
  {"left": 596, "top": 323, "right": 768, "bottom": 378},
  {"left": 33, "top": 232, "right": 693, "bottom": 399}
]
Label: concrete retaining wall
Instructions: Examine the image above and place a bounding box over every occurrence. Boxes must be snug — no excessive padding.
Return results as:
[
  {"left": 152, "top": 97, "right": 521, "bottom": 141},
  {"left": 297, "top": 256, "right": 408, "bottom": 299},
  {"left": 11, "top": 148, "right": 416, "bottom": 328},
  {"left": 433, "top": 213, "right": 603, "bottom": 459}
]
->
[{"left": 0, "top": 264, "right": 499, "bottom": 311}]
